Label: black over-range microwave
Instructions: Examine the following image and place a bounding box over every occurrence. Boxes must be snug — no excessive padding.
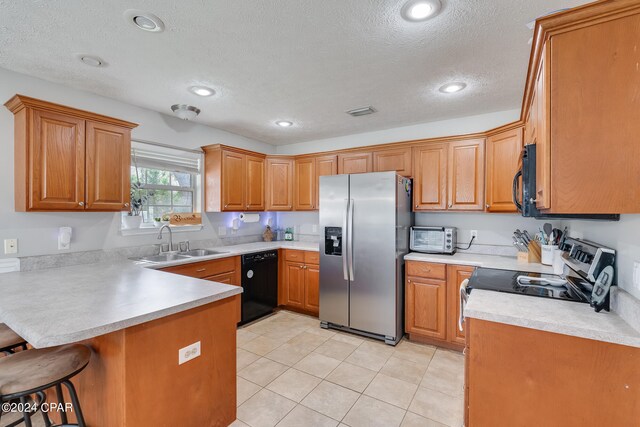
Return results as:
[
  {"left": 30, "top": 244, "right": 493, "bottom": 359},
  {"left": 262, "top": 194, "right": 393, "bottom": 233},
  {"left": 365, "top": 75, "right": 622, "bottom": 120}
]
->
[{"left": 512, "top": 144, "right": 619, "bottom": 221}]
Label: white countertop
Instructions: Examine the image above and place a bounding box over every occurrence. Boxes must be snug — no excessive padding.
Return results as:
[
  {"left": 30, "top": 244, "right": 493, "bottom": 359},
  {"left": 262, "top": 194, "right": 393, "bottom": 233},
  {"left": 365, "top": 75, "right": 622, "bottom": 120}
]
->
[
  {"left": 140, "top": 241, "right": 319, "bottom": 269},
  {"left": 465, "top": 289, "right": 640, "bottom": 348},
  {"left": 404, "top": 252, "right": 554, "bottom": 274},
  {"left": 0, "top": 261, "right": 242, "bottom": 348}
]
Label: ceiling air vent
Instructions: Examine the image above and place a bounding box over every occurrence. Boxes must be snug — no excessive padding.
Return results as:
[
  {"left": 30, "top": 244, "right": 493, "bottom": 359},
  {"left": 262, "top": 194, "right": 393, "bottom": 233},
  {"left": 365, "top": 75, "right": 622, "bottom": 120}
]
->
[{"left": 346, "top": 106, "right": 376, "bottom": 117}]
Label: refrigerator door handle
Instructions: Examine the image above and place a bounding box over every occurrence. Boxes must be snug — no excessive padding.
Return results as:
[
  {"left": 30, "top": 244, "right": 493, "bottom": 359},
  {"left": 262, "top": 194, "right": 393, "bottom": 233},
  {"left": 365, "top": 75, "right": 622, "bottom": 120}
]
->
[
  {"left": 348, "top": 198, "right": 355, "bottom": 281},
  {"left": 342, "top": 198, "right": 349, "bottom": 281}
]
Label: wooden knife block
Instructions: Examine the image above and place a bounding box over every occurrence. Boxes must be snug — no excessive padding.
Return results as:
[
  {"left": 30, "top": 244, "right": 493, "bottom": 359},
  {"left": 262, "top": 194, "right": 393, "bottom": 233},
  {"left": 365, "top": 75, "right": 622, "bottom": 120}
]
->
[{"left": 517, "top": 240, "right": 542, "bottom": 263}]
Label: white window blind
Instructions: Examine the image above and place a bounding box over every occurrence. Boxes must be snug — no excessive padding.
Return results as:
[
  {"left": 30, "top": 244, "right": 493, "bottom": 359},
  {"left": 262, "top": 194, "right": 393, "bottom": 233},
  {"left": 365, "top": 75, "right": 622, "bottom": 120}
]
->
[{"left": 131, "top": 140, "right": 201, "bottom": 174}]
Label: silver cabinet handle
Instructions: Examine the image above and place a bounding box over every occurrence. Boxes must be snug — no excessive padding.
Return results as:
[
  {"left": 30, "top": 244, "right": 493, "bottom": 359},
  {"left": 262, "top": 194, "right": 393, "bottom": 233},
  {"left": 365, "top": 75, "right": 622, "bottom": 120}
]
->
[
  {"left": 347, "top": 198, "right": 355, "bottom": 281},
  {"left": 124, "top": 203, "right": 130, "bottom": 207},
  {"left": 485, "top": 204, "right": 489, "bottom": 209},
  {"left": 342, "top": 198, "right": 349, "bottom": 281},
  {"left": 79, "top": 202, "right": 85, "bottom": 207},
  {"left": 459, "top": 279, "right": 469, "bottom": 332},
  {"left": 449, "top": 203, "right": 453, "bottom": 209}
]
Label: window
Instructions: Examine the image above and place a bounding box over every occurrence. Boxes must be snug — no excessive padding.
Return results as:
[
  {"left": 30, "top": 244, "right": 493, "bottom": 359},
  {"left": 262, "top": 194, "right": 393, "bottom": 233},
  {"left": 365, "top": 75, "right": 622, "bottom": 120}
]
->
[{"left": 129, "top": 141, "right": 202, "bottom": 226}]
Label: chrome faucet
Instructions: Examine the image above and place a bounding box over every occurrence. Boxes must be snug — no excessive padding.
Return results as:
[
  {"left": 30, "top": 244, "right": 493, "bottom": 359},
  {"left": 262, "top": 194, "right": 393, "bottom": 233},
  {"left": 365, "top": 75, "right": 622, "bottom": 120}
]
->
[{"left": 157, "top": 225, "right": 173, "bottom": 253}]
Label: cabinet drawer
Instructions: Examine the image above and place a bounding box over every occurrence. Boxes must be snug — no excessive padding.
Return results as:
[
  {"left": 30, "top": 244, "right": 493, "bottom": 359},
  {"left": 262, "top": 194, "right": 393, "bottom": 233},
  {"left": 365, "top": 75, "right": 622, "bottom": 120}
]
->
[
  {"left": 285, "top": 250, "right": 305, "bottom": 262},
  {"left": 304, "top": 251, "right": 319, "bottom": 265},
  {"left": 406, "top": 261, "right": 446, "bottom": 280},
  {"left": 160, "top": 256, "right": 237, "bottom": 279}
]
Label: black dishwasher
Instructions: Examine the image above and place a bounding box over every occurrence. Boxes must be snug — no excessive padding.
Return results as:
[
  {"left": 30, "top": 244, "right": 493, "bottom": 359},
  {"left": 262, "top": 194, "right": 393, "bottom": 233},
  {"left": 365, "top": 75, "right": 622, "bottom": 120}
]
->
[{"left": 240, "top": 250, "right": 278, "bottom": 325}]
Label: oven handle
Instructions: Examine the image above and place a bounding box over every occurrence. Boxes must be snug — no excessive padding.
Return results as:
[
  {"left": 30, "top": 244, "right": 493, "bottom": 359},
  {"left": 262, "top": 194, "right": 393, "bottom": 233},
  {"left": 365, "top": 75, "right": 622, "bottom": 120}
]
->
[
  {"left": 512, "top": 169, "right": 523, "bottom": 212},
  {"left": 459, "top": 279, "right": 469, "bottom": 332}
]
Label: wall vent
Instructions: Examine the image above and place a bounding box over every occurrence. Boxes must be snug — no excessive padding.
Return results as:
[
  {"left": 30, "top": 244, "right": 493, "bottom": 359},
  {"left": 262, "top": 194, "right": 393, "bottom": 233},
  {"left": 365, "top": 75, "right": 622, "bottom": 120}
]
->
[{"left": 346, "top": 106, "right": 376, "bottom": 117}]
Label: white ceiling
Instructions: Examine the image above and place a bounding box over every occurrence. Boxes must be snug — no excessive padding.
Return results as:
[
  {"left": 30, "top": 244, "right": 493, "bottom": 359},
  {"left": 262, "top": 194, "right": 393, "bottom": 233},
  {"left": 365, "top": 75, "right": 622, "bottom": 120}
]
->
[{"left": 0, "top": 0, "right": 590, "bottom": 145}]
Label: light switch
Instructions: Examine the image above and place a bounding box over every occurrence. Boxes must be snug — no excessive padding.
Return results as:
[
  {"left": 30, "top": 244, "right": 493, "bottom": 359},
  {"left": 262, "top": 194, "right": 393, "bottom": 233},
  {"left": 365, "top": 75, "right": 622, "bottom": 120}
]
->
[
  {"left": 4, "top": 239, "right": 18, "bottom": 254},
  {"left": 633, "top": 261, "right": 640, "bottom": 292}
]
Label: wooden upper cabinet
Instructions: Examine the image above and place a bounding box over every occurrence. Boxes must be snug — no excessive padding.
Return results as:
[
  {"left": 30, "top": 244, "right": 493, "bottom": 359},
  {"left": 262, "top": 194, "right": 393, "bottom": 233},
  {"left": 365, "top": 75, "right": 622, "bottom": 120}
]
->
[
  {"left": 202, "top": 145, "right": 266, "bottom": 212},
  {"left": 266, "top": 157, "right": 293, "bottom": 211},
  {"left": 5, "top": 95, "right": 137, "bottom": 212},
  {"left": 221, "top": 150, "right": 246, "bottom": 211},
  {"left": 373, "top": 147, "right": 412, "bottom": 177},
  {"left": 85, "top": 121, "right": 131, "bottom": 211},
  {"left": 294, "top": 157, "right": 315, "bottom": 211},
  {"left": 413, "top": 144, "right": 447, "bottom": 211},
  {"left": 485, "top": 127, "right": 523, "bottom": 212},
  {"left": 29, "top": 110, "right": 86, "bottom": 211},
  {"left": 338, "top": 152, "right": 372, "bottom": 174},
  {"left": 448, "top": 139, "right": 485, "bottom": 211},
  {"left": 315, "top": 155, "right": 337, "bottom": 208},
  {"left": 245, "top": 155, "right": 265, "bottom": 211}
]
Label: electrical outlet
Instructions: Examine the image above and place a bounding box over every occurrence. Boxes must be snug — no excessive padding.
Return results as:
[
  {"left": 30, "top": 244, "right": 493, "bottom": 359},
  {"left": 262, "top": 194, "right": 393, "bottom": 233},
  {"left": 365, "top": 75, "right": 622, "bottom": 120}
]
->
[
  {"left": 4, "top": 238, "right": 18, "bottom": 254},
  {"left": 178, "top": 341, "right": 201, "bottom": 365},
  {"left": 634, "top": 262, "right": 640, "bottom": 292},
  {"left": 218, "top": 226, "right": 227, "bottom": 236},
  {"left": 470, "top": 230, "right": 478, "bottom": 239}
]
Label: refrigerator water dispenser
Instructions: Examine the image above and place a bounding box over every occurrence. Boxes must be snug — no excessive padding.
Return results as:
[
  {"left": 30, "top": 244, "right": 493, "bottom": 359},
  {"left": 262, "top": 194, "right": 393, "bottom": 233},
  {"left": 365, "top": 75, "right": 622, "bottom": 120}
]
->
[{"left": 324, "top": 227, "right": 342, "bottom": 256}]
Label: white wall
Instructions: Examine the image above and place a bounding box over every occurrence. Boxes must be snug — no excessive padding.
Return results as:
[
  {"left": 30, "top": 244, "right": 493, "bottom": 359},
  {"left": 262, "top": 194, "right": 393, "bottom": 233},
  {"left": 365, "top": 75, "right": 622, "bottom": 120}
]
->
[
  {"left": 0, "top": 67, "right": 273, "bottom": 258},
  {"left": 275, "top": 109, "right": 520, "bottom": 155}
]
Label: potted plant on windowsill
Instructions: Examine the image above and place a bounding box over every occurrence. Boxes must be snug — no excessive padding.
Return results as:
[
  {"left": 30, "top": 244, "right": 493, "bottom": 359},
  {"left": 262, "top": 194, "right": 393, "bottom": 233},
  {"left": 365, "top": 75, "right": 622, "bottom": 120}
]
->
[{"left": 123, "top": 182, "right": 147, "bottom": 229}]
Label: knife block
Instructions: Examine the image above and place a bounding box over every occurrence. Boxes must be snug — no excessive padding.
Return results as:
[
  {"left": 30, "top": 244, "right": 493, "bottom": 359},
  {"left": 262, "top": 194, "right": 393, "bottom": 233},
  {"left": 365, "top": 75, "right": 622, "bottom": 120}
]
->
[{"left": 517, "top": 240, "right": 542, "bottom": 263}]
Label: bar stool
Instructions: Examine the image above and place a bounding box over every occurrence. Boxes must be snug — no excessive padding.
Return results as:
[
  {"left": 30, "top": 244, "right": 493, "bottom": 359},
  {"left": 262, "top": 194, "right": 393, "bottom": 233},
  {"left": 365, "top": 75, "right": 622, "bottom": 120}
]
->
[
  {"left": 0, "top": 323, "right": 27, "bottom": 355},
  {"left": 0, "top": 344, "right": 91, "bottom": 427}
]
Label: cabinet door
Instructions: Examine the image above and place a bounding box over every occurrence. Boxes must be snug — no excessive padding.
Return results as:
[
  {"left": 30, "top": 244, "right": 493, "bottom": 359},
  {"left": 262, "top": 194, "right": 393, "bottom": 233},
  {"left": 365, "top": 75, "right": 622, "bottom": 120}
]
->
[
  {"left": 405, "top": 276, "right": 447, "bottom": 340},
  {"left": 245, "top": 155, "right": 265, "bottom": 211},
  {"left": 338, "top": 152, "right": 372, "bottom": 174},
  {"left": 30, "top": 110, "right": 86, "bottom": 210},
  {"left": 373, "top": 147, "right": 412, "bottom": 177},
  {"left": 535, "top": 46, "right": 551, "bottom": 210},
  {"left": 447, "top": 265, "right": 474, "bottom": 345},
  {"left": 85, "top": 121, "right": 131, "bottom": 211},
  {"left": 448, "top": 139, "right": 485, "bottom": 211},
  {"left": 315, "top": 155, "right": 338, "bottom": 208},
  {"left": 205, "top": 271, "right": 241, "bottom": 324},
  {"left": 294, "top": 157, "right": 315, "bottom": 210},
  {"left": 284, "top": 262, "right": 305, "bottom": 309},
  {"left": 304, "top": 264, "right": 320, "bottom": 316},
  {"left": 266, "top": 158, "right": 293, "bottom": 211},
  {"left": 412, "top": 144, "right": 447, "bottom": 211},
  {"left": 221, "top": 150, "right": 245, "bottom": 211},
  {"left": 485, "top": 128, "right": 523, "bottom": 212}
]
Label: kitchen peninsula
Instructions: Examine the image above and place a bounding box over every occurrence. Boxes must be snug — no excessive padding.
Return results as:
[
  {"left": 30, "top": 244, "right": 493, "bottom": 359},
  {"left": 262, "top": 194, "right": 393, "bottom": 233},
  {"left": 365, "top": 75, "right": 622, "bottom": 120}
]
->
[{"left": 0, "top": 261, "right": 242, "bottom": 426}]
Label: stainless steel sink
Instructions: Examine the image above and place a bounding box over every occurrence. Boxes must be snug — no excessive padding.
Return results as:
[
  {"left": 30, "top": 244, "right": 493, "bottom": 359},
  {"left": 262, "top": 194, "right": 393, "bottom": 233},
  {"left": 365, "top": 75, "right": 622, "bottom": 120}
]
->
[
  {"left": 139, "top": 253, "right": 192, "bottom": 263},
  {"left": 179, "top": 249, "right": 229, "bottom": 257}
]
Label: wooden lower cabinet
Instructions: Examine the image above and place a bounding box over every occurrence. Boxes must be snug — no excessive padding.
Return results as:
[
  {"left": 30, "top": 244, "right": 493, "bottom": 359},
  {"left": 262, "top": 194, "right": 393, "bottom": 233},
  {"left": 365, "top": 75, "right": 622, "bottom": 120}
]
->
[
  {"left": 405, "top": 261, "right": 472, "bottom": 350},
  {"left": 160, "top": 256, "right": 241, "bottom": 324},
  {"left": 466, "top": 318, "right": 640, "bottom": 426},
  {"left": 282, "top": 250, "right": 320, "bottom": 316}
]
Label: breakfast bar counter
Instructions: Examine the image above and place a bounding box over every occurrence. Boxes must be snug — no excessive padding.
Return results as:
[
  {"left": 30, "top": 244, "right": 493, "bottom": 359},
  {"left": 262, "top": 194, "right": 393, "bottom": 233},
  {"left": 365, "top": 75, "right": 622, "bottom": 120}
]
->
[{"left": 0, "top": 261, "right": 242, "bottom": 426}]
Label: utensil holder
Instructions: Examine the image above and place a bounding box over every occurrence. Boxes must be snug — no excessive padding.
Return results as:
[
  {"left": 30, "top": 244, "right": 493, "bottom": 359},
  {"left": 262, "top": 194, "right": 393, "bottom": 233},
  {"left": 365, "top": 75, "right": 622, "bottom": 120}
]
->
[{"left": 541, "top": 244, "right": 558, "bottom": 265}]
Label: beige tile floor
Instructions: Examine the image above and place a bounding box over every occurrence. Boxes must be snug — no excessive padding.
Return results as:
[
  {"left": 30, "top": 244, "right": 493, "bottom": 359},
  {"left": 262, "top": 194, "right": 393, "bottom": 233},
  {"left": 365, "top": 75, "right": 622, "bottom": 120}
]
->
[{"left": 234, "top": 310, "right": 464, "bottom": 427}]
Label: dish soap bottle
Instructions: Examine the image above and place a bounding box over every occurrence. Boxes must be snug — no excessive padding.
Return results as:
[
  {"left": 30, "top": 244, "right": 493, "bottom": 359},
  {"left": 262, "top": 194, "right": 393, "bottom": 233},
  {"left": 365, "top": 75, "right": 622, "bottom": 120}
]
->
[{"left": 284, "top": 227, "right": 294, "bottom": 241}]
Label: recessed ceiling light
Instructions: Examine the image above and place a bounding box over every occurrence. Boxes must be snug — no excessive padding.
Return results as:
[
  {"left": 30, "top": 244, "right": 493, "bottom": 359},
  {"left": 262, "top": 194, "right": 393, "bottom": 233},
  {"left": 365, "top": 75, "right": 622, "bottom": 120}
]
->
[
  {"left": 275, "top": 120, "right": 293, "bottom": 128},
  {"left": 439, "top": 82, "right": 467, "bottom": 93},
  {"left": 124, "top": 9, "right": 165, "bottom": 32},
  {"left": 79, "top": 55, "right": 105, "bottom": 67},
  {"left": 189, "top": 86, "right": 216, "bottom": 97},
  {"left": 171, "top": 104, "right": 200, "bottom": 120},
  {"left": 401, "top": 0, "right": 442, "bottom": 22}
]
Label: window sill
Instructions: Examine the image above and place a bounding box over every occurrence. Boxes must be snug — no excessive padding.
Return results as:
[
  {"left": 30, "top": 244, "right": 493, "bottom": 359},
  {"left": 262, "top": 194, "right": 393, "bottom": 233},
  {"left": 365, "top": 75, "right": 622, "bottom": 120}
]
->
[{"left": 120, "top": 224, "right": 204, "bottom": 236}]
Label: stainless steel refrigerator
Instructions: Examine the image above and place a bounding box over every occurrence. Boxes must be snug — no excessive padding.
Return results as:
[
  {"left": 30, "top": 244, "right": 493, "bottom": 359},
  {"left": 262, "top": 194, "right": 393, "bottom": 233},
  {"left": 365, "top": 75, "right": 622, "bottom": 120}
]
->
[{"left": 319, "top": 171, "right": 413, "bottom": 345}]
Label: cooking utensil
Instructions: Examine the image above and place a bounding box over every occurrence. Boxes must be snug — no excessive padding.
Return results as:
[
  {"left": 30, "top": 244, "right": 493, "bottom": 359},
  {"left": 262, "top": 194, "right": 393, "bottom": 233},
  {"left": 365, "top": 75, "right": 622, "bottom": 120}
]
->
[
  {"left": 543, "top": 223, "right": 553, "bottom": 244},
  {"left": 523, "top": 230, "right": 532, "bottom": 244}
]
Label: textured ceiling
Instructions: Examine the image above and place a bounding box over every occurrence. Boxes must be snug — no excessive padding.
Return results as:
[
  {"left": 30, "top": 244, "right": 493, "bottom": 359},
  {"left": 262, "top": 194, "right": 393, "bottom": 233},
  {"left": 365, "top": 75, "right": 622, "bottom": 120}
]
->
[{"left": 0, "top": 0, "right": 590, "bottom": 145}]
